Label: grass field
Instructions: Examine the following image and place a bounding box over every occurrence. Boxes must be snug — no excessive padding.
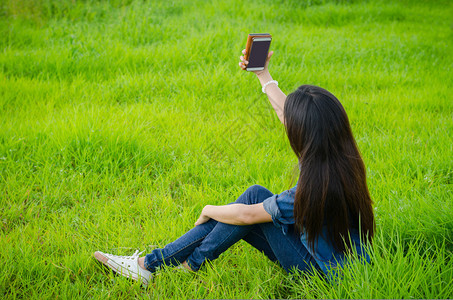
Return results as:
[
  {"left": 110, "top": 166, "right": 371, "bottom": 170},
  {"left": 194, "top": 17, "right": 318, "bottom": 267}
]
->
[{"left": 1, "top": 0, "right": 452, "bottom": 298}]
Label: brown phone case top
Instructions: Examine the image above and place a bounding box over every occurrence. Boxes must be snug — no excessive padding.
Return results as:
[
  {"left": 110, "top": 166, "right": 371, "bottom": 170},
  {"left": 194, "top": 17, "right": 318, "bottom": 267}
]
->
[{"left": 244, "top": 33, "right": 272, "bottom": 61}]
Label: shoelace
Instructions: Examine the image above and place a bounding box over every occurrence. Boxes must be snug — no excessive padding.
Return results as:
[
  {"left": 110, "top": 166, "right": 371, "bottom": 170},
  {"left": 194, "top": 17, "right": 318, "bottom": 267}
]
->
[{"left": 131, "top": 249, "right": 145, "bottom": 259}]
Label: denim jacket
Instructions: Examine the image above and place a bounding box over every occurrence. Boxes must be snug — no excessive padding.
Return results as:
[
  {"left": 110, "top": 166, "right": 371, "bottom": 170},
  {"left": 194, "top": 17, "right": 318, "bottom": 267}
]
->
[{"left": 262, "top": 185, "right": 370, "bottom": 276}]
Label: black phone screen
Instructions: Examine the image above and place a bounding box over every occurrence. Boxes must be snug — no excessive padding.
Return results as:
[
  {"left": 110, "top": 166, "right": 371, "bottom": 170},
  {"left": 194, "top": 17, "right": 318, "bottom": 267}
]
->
[{"left": 248, "top": 39, "right": 271, "bottom": 69}]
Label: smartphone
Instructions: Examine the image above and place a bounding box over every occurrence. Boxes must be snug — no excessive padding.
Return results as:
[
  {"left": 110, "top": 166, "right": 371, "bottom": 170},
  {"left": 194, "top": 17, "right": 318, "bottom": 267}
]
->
[{"left": 244, "top": 33, "right": 272, "bottom": 71}]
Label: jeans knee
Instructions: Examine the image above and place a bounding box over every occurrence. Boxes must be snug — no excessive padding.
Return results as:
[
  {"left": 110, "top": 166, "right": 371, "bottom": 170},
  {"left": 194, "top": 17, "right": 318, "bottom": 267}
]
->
[
  {"left": 236, "top": 184, "right": 273, "bottom": 205},
  {"left": 247, "top": 184, "right": 267, "bottom": 194}
]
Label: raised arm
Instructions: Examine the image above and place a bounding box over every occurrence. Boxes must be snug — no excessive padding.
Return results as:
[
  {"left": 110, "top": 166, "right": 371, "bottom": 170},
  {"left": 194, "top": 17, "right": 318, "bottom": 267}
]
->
[{"left": 239, "top": 49, "right": 287, "bottom": 125}]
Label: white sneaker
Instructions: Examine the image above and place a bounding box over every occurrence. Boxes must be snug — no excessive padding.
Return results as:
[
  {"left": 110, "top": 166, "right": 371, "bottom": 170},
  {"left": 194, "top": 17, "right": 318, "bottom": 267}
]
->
[{"left": 94, "top": 250, "right": 152, "bottom": 286}]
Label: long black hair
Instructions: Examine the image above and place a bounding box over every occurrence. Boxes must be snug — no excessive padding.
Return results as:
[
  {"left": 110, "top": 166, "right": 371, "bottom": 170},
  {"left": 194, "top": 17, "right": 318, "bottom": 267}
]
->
[{"left": 284, "top": 85, "right": 374, "bottom": 252}]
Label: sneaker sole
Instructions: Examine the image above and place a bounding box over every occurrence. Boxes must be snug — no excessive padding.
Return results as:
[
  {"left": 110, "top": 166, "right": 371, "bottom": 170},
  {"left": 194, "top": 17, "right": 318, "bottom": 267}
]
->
[{"left": 93, "top": 251, "right": 148, "bottom": 286}]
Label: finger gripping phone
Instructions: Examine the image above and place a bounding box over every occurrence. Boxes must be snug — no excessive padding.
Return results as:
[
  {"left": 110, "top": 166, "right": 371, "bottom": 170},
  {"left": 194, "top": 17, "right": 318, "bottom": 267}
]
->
[{"left": 244, "top": 33, "right": 272, "bottom": 71}]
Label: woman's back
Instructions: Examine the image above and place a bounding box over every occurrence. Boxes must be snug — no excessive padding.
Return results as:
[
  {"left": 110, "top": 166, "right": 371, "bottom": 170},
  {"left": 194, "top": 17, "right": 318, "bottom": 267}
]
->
[{"left": 263, "top": 184, "right": 371, "bottom": 276}]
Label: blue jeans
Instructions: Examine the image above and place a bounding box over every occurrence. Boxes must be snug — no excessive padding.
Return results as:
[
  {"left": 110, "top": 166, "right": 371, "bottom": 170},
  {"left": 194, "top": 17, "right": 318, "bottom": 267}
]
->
[{"left": 144, "top": 185, "right": 318, "bottom": 274}]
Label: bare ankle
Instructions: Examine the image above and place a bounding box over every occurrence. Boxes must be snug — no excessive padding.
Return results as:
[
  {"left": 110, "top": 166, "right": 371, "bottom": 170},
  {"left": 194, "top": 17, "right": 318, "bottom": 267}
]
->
[
  {"left": 182, "top": 261, "right": 194, "bottom": 271},
  {"left": 138, "top": 257, "right": 146, "bottom": 269}
]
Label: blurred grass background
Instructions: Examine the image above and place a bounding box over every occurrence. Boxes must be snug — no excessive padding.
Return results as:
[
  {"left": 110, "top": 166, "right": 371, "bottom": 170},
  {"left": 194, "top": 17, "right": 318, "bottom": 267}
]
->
[{"left": 0, "top": 0, "right": 452, "bottom": 298}]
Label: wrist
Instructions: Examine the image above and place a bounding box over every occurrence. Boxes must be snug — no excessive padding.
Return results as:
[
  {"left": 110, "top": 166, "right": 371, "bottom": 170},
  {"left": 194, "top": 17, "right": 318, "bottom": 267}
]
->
[
  {"left": 257, "top": 72, "right": 273, "bottom": 86},
  {"left": 261, "top": 80, "right": 278, "bottom": 94},
  {"left": 203, "top": 205, "right": 211, "bottom": 216}
]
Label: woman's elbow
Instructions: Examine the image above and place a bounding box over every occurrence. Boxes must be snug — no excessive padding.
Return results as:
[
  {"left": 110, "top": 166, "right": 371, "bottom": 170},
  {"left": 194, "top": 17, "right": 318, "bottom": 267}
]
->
[{"left": 237, "top": 204, "right": 271, "bottom": 225}]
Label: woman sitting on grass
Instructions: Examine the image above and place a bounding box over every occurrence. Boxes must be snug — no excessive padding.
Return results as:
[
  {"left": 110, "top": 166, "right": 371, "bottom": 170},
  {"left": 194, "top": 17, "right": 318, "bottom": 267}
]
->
[{"left": 94, "top": 48, "right": 375, "bottom": 286}]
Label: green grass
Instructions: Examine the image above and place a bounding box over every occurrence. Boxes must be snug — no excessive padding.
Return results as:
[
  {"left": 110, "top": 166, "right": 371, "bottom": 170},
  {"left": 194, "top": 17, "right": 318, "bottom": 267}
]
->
[{"left": 1, "top": 0, "right": 452, "bottom": 298}]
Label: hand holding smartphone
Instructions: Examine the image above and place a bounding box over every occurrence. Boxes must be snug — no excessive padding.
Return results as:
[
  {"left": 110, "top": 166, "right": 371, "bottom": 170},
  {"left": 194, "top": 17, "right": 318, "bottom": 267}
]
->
[{"left": 243, "top": 33, "right": 272, "bottom": 71}]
